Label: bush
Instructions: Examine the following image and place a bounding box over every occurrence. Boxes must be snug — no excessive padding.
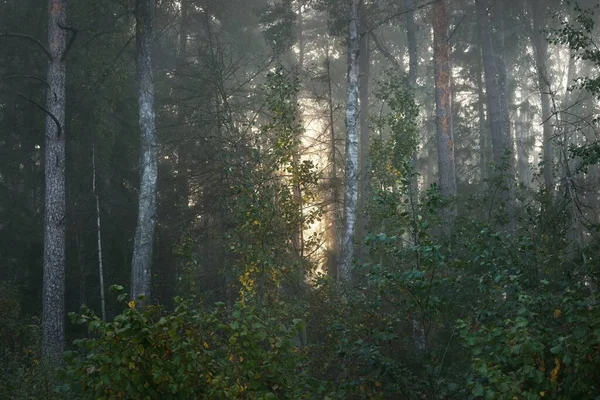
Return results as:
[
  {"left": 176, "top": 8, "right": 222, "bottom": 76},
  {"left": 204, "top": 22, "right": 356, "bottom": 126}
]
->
[{"left": 60, "top": 286, "right": 312, "bottom": 399}]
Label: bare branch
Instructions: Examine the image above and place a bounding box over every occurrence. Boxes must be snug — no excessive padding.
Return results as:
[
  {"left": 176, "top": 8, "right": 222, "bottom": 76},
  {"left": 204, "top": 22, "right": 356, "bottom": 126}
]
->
[
  {"left": 2, "top": 74, "right": 50, "bottom": 88},
  {"left": 364, "top": 0, "right": 439, "bottom": 35},
  {"left": 58, "top": 23, "right": 79, "bottom": 61},
  {"left": 17, "top": 93, "right": 63, "bottom": 137},
  {"left": 369, "top": 31, "right": 401, "bottom": 67},
  {"left": 1, "top": 32, "right": 51, "bottom": 59}
]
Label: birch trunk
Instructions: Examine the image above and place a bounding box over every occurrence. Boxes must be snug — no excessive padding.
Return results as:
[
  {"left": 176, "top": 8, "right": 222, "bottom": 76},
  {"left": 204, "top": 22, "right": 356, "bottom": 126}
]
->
[
  {"left": 131, "top": 0, "right": 158, "bottom": 302},
  {"left": 433, "top": 0, "right": 457, "bottom": 225},
  {"left": 92, "top": 138, "right": 106, "bottom": 320},
  {"left": 42, "top": 0, "right": 67, "bottom": 368},
  {"left": 340, "top": 0, "right": 361, "bottom": 283}
]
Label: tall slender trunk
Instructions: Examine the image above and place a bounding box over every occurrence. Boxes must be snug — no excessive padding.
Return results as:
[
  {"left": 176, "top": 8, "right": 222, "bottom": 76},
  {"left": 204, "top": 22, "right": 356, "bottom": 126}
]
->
[
  {"left": 42, "top": 0, "right": 67, "bottom": 368},
  {"left": 477, "top": 52, "right": 488, "bottom": 182},
  {"left": 131, "top": 0, "right": 158, "bottom": 302},
  {"left": 405, "top": 0, "right": 420, "bottom": 242},
  {"left": 516, "top": 107, "right": 530, "bottom": 186},
  {"left": 405, "top": 0, "right": 417, "bottom": 87},
  {"left": 176, "top": 0, "right": 190, "bottom": 215},
  {"left": 92, "top": 138, "right": 106, "bottom": 320},
  {"left": 356, "top": 3, "right": 370, "bottom": 252},
  {"left": 476, "top": 0, "right": 513, "bottom": 170},
  {"left": 340, "top": 0, "right": 361, "bottom": 282},
  {"left": 530, "top": 0, "right": 554, "bottom": 195},
  {"left": 433, "top": 0, "right": 456, "bottom": 225},
  {"left": 325, "top": 40, "right": 339, "bottom": 280},
  {"left": 292, "top": 4, "right": 305, "bottom": 258}
]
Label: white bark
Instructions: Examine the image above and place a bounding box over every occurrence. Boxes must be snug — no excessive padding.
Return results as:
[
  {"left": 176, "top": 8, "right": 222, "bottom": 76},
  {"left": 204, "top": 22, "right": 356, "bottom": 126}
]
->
[
  {"left": 340, "top": 0, "right": 361, "bottom": 283},
  {"left": 92, "top": 138, "right": 106, "bottom": 320}
]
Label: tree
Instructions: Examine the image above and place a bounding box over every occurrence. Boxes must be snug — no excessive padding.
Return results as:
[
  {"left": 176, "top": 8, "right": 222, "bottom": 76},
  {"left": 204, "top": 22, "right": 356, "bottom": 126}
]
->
[
  {"left": 131, "top": 0, "right": 158, "bottom": 303},
  {"left": 476, "top": 0, "right": 514, "bottom": 226},
  {"left": 356, "top": 1, "right": 370, "bottom": 252},
  {"left": 528, "top": 0, "right": 555, "bottom": 195},
  {"left": 433, "top": 0, "right": 456, "bottom": 225},
  {"left": 41, "top": 0, "right": 69, "bottom": 368},
  {"left": 340, "top": 0, "right": 361, "bottom": 282}
]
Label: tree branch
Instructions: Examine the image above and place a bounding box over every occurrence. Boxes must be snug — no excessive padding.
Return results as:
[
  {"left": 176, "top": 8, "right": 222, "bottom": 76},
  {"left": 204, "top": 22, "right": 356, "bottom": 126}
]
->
[
  {"left": 1, "top": 32, "right": 51, "bottom": 59},
  {"left": 369, "top": 31, "right": 401, "bottom": 67},
  {"left": 2, "top": 74, "right": 50, "bottom": 88},
  {"left": 364, "top": 0, "right": 439, "bottom": 35},
  {"left": 18, "top": 93, "right": 63, "bottom": 137},
  {"left": 58, "top": 23, "right": 79, "bottom": 61}
]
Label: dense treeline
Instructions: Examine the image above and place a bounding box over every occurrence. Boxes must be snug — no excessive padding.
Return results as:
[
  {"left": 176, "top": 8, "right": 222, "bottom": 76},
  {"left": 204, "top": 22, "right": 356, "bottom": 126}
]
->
[{"left": 1, "top": 0, "right": 600, "bottom": 398}]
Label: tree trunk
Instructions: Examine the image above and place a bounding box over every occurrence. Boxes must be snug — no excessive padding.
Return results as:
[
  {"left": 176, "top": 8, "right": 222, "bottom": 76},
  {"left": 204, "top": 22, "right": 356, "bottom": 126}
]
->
[
  {"left": 92, "top": 138, "right": 106, "bottom": 320},
  {"left": 356, "top": 3, "right": 370, "bottom": 254},
  {"left": 340, "top": 0, "right": 361, "bottom": 283},
  {"left": 477, "top": 52, "right": 488, "bottom": 182},
  {"left": 476, "top": 0, "right": 513, "bottom": 171},
  {"left": 433, "top": 0, "right": 456, "bottom": 225},
  {"left": 42, "top": 0, "right": 67, "bottom": 368},
  {"left": 325, "top": 40, "right": 339, "bottom": 280},
  {"left": 405, "top": 0, "right": 420, "bottom": 242},
  {"left": 131, "top": 0, "right": 158, "bottom": 302},
  {"left": 405, "top": 0, "right": 417, "bottom": 88},
  {"left": 516, "top": 107, "right": 530, "bottom": 186},
  {"left": 176, "top": 0, "right": 190, "bottom": 216},
  {"left": 530, "top": 0, "right": 554, "bottom": 195}
]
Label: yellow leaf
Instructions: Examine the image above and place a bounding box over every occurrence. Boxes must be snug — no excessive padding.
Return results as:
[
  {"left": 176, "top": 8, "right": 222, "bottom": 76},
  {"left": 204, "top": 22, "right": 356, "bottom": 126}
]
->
[
  {"left": 553, "top": 309, "right": 561, "bottom": 318},
  {"left": 128, "top": 300, "right": 136, "bottom": 309},
  {"left": 203, "top": 341, "right": 210, "bottom": 349},
  {"left": 551, "top": 357, "right": 561, "bottom": 383}
]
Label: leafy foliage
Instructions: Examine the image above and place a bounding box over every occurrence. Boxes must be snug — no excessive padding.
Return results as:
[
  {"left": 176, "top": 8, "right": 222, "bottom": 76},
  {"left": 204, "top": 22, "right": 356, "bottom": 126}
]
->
[{"left": 60, "top": 285, "right": 311, "bottom": 399}]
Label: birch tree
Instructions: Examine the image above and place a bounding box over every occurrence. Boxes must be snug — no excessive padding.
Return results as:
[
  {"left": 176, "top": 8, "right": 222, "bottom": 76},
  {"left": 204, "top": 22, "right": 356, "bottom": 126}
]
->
[
  {"left": 131, "top": 0, "right": 158, "bottom": 302},
  {"left": 340, "top": 0, "right": 361, "bottom": 282}
]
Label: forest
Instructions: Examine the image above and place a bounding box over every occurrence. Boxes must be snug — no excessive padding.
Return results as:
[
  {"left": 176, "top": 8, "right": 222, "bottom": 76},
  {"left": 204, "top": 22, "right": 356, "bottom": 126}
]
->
[{"left": 1, "top": 0, "right": 600, "bottom": 398}]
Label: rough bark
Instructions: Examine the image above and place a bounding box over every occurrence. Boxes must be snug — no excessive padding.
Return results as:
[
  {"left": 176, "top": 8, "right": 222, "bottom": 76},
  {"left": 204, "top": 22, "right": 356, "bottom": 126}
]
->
[
  {"left": 477, "top": 52, "right": 489, "bottom": 182},
  {"left": 176, "top": 0, "right": 190, "bottom": 215},
  {"left": 340, "top": 0, "right": 361, "bottom": 283},
  {"left": 516, "top": 108, "right": 530, "bottom": 186},
  {"left": 530, "top": 0, "right": 554, "bottom": 195},
  {"left": 131, "top": 0, "right": 158, "bottom": 302},
  {"left": 292, "top": 4, "right": 305, "bottom": 258},
  {"left": 42, "top": 0, "right": 67, "bottom": 368},
  {"left": 405, "top": 0, "right": 420, "bottom": 241},
  {"left": 476, "top": 0, "right": 513, "bottom": 170},
  {"left": 356, "top": 3, "right": 370, "bottom": 252},
  {"left": 433, "top": 0, "right": 457, "bottom": 225}
]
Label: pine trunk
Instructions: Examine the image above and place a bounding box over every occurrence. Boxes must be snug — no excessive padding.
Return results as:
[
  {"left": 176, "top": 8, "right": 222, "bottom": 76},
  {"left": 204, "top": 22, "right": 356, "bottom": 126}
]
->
[
  {"left": 42, "top": 0, "right": 67, "bottom": 368},
  {"left": 476, "top": 0, "right": 513, "bottom": 170},
  {"left": 357, "top": 3, "right": 370, "bottom": 252},
  {"left": 530, "top": 0, "right": 554, "bottom": 195},
  {"left": 433, "top": 0, "right": 457, "bottom": 225},
  {"left": 131, "top": 0, "right": 158, "bottom": 302}
]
